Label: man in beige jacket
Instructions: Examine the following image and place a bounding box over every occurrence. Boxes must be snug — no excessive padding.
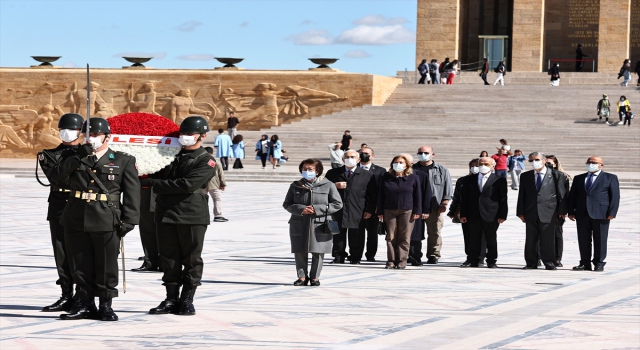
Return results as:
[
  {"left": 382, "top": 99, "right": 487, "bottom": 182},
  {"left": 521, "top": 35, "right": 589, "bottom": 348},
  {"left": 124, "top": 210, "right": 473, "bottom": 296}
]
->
[{"left": 205, "top": 147, "right": 228, "bottom": 222}]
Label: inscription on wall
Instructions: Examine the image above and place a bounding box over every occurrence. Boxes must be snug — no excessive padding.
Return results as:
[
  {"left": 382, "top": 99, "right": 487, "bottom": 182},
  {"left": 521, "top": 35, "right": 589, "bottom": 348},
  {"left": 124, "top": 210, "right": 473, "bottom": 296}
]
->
[
  {"left": 567, "top": 0, "right": 600, "bottom": 48},
  {"left": 631, "top": 0, "right": 640, "bottom": 59}
]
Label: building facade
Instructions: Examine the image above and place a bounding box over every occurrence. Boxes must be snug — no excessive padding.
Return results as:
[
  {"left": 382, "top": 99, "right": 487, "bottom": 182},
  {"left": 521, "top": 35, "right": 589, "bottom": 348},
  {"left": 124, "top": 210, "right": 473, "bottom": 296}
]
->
[{"left": 416, "top": 0, "right": 639, "bottom": 72}]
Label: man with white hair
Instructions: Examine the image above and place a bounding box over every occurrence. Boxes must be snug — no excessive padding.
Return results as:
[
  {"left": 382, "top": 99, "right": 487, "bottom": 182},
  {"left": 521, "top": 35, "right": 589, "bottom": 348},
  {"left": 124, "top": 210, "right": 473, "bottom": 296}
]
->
[{"left": 459, "top": 157, "right": 508, "bottom": 268}]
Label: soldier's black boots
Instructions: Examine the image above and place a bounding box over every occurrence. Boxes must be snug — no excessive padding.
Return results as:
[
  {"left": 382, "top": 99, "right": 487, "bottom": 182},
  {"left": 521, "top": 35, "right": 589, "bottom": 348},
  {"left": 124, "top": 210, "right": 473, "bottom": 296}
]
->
[
  {"left": 59, "top": 297, "right": 98, "bottom": 320},
  {"left": 178, "top": 286, "right": 197, "bottom": 316},
  {"left": 149, "top": 285, "right": 180, "bottom": 314},
  {"left": 42, "top": 284, "right": 74, "bottom": 312},
  {"left": 98, "top": 297, "right": 118, "bottom": 321}
]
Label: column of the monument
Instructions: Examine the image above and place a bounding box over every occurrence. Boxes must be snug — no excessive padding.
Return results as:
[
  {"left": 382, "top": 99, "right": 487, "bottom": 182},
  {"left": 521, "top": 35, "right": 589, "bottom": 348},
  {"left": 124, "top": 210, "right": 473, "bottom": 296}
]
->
[
  {"left": 511, "top": 0, "right": 545, "bottom": 72},
  {"left": 415, "top": 0, "right": 461, "bottom": 65},
  {"left": 598, "top": 0, "right": 632, "bottom": 72}
]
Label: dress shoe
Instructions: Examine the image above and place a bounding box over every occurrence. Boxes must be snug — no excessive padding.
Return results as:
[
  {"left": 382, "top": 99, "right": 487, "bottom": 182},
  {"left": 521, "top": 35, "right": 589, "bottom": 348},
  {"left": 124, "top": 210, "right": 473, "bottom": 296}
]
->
[
  {"left": 487, "top": 263, "right": 498, "bottom": 269},
  {"left": 131, "top": 262, "right": 160, "bottom": 272},
  {"left": 384, "top": 264, "right": 394, "bottom": 269},
  {"left": 396, "top": 266, "right": 406, "bottom": 270},
  {"left": 149, "top": 285, "right": 180, "bottom": 314},
  {"left": 42, "top": 284, "right": 74, "bottom": 312},
  {"left": 310, "top": 279, "right": 321, "bottom": 286},
  {"left": 330, "top": 257, "right": 345, "bottom": 264},
  {"left": 460, "top": 261, "right": 471, "bottom": 267},
  {"left": 426, "top": 257, "right": 438, "bottom": 265},
  {"left": 411, "top": 260, "right": 423, "bottom": 266},
  {"left": 177, "top": 286, "right": 197, "bottom": 316},
  {"left": 350, "top": 260, "right": 361, "bottom": 265},
  {"left": 545, "top": 265, "right": 558, "bottom": 270},
  {"left": 366, "top": 257, "right": 376, "bottom": 262},
  {"left": 213, "top": 217, "right": 229, "bottom": 222},
  {"left": 469, "top": 263, "right": 479, "bottom": 267},
  {"left": 572, "top": 264, "right": 592, "bottom": 271},
  {"left": 98, "top": 297, "right": 118, "bottom": 321},
  {"left": 555, "top": 261, "right": 563, "bottom": 267},
  {"left": 293, "top": 277, "right": 309, "bottom": 286},
  {"left": 138, "top": 256, "right": 145, "bottom": 261},
  {"left": 594, "top": 265, "right": 605, "bottom": 272},
  {"left": 522, "top": 265, "right": 538, "bottom": 269},
  {"left": 60, "top": 297, "right": 98, "bottom": 320}
]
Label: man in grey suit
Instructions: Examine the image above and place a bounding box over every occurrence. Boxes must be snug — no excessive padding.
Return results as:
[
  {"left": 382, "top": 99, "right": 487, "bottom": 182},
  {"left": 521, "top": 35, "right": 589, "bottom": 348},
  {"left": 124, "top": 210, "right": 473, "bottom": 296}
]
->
[
  {"left": 568, "top": 156, "right": 620, "bottom": 272},
  {"left": 517, "top": 152, "right": 569, "bottom": 270}
]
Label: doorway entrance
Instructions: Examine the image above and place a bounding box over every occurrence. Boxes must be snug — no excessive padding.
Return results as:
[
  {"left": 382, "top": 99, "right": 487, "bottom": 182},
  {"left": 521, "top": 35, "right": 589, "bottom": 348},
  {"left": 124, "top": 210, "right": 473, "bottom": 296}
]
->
[{"left": 479, "top": 35, "right": 509, "bottom": 70}]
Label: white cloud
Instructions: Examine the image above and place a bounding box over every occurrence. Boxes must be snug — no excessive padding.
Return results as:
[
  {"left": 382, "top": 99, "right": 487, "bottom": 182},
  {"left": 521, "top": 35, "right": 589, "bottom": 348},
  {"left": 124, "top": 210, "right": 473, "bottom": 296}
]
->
[
  {"left": 344, "top": 50, "right": 372, "bottom": 58},
  {"left": 177, "top": 54, "right": 216, "bottom": 61},
  {"left": 113, "top": 52, "right": 167, "bottom": 59},
  {"left": 335, "top": 24, "right": 414, "bottom": 45},
  {"left": 300, "top": 20, "right": 312, "bottom": 25},
  {"left": 286, "top": 29, "right": 333, "bottom": 45},
  {"left": 353, "top": 15, "right": 409, "bottom": 26},
  {"left": 173, "top": 20, "right": 203, "bottom": 32},
  {"left": 62, "top": 61, "right": 78, "bottom": 68},
  {"left": 240, "top": 21, "right": 249, "bottom": 27}
]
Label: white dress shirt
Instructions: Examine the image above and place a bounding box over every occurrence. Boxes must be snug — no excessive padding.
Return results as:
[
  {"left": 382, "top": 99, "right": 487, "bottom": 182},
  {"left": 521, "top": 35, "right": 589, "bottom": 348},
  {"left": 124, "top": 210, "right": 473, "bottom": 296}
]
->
[
  {"left": 360, "top": 163, "right": 371, "bottom": 171},
  {"left": 585, "top": 170, "right": 601, "bottom": 188},
  {"left": 534, "top": 166, "right": 547, "bottom": 183},
  {"left": 478, "top": 172, "right": 491, "bottom": 190}
]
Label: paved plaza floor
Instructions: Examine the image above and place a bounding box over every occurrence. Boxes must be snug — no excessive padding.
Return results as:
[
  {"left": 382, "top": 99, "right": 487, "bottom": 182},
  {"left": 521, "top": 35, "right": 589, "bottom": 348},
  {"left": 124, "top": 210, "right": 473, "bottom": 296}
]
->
[{"left": 0, "top": 178, "right": 638, "bottom": 349}]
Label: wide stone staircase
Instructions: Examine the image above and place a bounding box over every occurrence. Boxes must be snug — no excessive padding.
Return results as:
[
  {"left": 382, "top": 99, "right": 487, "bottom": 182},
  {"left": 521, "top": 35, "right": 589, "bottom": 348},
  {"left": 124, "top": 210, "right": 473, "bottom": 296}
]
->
[{"left": 230, "top": 84, "right": 639, "bottom": 187}]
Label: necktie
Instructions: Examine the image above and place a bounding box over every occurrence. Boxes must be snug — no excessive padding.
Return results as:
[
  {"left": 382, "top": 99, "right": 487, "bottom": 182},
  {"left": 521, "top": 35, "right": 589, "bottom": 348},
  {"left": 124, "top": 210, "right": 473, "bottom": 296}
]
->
[
  {"left": 536, "top": 172, "right": 543, "bottom": 191},
  {"left": 585, "top": 173, "right": 594, "bottom": 192},
  {"left": 480, "top": 175, "right": 487, "bottom": 190},
  {"left": 348, "top": 170, "right": 353, "bottom": 178}
]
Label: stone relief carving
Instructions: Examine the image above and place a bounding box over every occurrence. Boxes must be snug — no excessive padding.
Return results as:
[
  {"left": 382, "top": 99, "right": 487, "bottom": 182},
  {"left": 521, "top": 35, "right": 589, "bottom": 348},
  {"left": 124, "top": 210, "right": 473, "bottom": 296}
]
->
[{"left": 0, "top": 79, "right": 348, "bottom": 156}]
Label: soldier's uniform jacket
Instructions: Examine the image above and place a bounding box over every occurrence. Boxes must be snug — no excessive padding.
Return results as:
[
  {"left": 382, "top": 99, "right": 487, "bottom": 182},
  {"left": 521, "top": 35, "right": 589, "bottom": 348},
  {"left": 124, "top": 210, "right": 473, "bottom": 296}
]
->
[
  {"left": 51, "top": 148, "right": 141, "bottom": 232},
  {"left": 38, "top": 143, "right": 78, "bottom": 221},
  {"left": 151, "top": 147, "right": 216, "bottom": 225}
]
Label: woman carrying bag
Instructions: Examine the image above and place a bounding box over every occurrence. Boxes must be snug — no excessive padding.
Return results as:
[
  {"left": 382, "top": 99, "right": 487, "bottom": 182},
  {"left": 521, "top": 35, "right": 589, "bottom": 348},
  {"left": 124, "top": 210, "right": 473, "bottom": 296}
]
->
[
  {"left": 231, "top": 135, "right": 245, "bottom": 169},
  {"left": 255, "top": 134, "right": 269, "bottom": 169},
  {"left": 283, "top": 159, "right": 343, "bottom": 286}
]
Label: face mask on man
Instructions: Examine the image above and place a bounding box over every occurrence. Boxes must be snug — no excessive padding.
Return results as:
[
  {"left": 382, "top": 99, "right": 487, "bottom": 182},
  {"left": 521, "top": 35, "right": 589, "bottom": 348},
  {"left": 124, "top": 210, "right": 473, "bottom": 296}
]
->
[
  {"left": 417, "top": 153, "right": 431, "bottom": 162},
  {"left": 88, "top": 135, "right": 105, "bottom": 150},
  {"left": 302, "top": 171, "right": 316, "bottom": 180},
  {"left": 59, "top": 129, "right": 79, "bottom": 143},
  {"left": 344, "top": 158, "right": 358, "bottom": 168},
  {"left": 360, "top": 153, "right": 371, "bottom": 163},
  {"left": 392, "top": 163, "right": 406, "bottom": 172},
  {"left": 470, "top": 166, "right": 479, "bottom": 174},
  {"left": 586, "top": 163, "right": 600, "bottom": 172},
  {"left": 478, "top": 165, "right": 491, "bottom": 174},
  {"left": 530, "top": 160, "right": 543, "bottom": 170},
  {"left": 179, "top": 135, "right": 197, "bottom": 146}
]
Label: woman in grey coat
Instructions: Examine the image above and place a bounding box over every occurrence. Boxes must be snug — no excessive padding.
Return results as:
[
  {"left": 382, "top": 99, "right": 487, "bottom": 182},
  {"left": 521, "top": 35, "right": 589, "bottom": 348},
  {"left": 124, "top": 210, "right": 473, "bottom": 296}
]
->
[{"left": 283, "top": 158, "right": 343, "bottom": 286}]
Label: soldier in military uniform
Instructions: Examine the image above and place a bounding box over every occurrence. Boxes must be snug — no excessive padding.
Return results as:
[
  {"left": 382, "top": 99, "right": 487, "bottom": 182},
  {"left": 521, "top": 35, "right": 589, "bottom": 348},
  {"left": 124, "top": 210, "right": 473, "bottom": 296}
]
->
[
  {"left": 142, "top": 116, "right": 215, "bottom": 316},
  {"left": 51, "top": 117, "right": 140, "bottom": 321},
  {"left": 37, "top": 113, "right": 84, "bottom": 312},
  {"left": 131, "top": 186, "right": 161, "bottom": 272}
]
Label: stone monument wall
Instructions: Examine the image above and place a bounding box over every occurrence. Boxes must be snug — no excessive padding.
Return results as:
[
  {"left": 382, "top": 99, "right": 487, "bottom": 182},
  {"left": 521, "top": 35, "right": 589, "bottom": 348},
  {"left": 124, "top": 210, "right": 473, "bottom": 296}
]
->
[
  {"left": 0, "top": 68, "right": 400, "bottom": 158},
  {"left": 631, "top": 0, "right": 640, "bottom": 62}
]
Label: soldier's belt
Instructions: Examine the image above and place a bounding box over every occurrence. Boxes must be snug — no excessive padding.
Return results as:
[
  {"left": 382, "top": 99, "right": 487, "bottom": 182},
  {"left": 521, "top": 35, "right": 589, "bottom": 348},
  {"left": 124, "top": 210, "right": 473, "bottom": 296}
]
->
[
  {"left": 73, "top": 191, "right": 120, "bottom": 202},
  {"left": 54, "top": 188, "right": 71, "bottom": 193}
]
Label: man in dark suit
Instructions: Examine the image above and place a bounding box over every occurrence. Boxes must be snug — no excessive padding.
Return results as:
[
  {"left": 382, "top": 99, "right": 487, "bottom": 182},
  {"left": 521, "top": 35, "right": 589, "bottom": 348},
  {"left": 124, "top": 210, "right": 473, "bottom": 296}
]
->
[
  {"left": 517, "top": 152, "right": 569, "bottom": 270},
  {"left": 326, "top": 150, "right": 377, "bottom": 264},
  {"left": 402, "top": 154, "right": 433, "bottom": 266},
  {"left": 568, "top": 156, "right": 620, "bottom": 272},
  {"left": 358, "top": 147, "right": 387, "bottom": 261},
  {"left": 459, "top": 157, "right": 508, "bottom": 268}
]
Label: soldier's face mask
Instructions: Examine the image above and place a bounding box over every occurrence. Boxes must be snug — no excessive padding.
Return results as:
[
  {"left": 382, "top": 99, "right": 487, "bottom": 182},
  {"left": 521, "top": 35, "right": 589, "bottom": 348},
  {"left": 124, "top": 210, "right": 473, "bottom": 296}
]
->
[
  {"left": 59, "top": 129, "right": 79, "bottom": 143},
  {"left": 179, "top": 134, "right": 197, "bottom": 146},
  {"left": 89, "top": 134, "right": 107, "bottom": 150}
]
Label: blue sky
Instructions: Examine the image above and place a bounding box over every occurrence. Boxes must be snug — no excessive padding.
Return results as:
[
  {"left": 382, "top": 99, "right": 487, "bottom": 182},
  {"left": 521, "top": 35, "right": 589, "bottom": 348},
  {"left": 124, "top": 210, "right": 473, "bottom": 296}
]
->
[{"left": 0, "top": 0, "right": 416, "bottom": 76}]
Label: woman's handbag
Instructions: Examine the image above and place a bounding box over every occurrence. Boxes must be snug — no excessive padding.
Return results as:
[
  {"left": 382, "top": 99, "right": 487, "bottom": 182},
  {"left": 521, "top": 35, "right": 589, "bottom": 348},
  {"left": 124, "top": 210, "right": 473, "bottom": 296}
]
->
[
  {"left": 451, "top": 209, "right": 461, "bottom": 224},
  {"left": 376, "top": 220, "right": 386, "bottom": 236},
  {"left": 322, "top": 205, "right": 340, "bottom": 235}
]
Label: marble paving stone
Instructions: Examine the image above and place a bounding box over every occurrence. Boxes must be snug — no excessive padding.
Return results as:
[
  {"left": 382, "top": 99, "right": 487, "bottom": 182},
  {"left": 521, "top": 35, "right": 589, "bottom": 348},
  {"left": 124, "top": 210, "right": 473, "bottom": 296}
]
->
[{"left": 0, "top": 178, "right": 638, "bottom": 349}]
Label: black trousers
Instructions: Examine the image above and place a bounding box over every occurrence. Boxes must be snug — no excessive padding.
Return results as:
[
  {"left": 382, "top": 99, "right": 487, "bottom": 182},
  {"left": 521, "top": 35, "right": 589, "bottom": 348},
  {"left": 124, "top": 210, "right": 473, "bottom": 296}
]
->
[
  {"left": 157, "top": 223, "right": 206, "bottom": 287},
  {"left": 468, "top": 219, "right": 499, "bottom": 265},
  {"left": 332, "top": 227, "right": 365, "bottom": 262},
  {"left": 219, "top": 157, "right": 229, "bottom": 170},
  {"left": 49, "top": 220, "right": 74, "bottom": 287},
  {"left": 525, "top": 219, "right": 556, "bottom": 267},
  {"left": 363, "top": 217, "right": 380, "bottom": 260},
  {"left": 462, "top": 222, "right": 487, "bottom": 262},
  {"left": 555, "top": 219, "right": 564, "bottom": 261},
  {"left": 139, "top": 211, "right": 159, "bottom": 267},
  {"left": 409, "top": 240, "right": 423, "bottom": 262},
  {"left": 576, "top": 217, "right": 609, "bottom": 267},
  {"left": 259, "top": 154, "right": 268, "bottom": 167},
  {"left": 418, "top": 73, "right": 427, "bottom": 84},
  {"left": 65, "top": 228, "right": 120, "bottom": 298}
]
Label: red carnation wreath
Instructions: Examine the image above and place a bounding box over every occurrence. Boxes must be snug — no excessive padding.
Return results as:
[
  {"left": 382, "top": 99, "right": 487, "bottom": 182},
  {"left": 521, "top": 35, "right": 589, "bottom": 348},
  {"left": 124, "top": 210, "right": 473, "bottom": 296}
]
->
[{"left": 108, "top": 113, "right": 181, "bottom": 175}]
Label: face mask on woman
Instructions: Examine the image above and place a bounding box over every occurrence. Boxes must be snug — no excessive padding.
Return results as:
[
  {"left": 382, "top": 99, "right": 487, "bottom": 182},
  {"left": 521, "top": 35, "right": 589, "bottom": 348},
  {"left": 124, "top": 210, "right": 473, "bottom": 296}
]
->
[
  {"left": 392, "top": 163, "right": 406, "bottom": 172},
  {"left": 302, "top": 171, "right": 316, "bottom": 180}
]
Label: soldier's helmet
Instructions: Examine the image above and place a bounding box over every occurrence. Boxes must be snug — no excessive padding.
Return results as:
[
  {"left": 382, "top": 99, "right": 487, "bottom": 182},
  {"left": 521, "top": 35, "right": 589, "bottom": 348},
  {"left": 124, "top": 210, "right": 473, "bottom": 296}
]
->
[
  {"left": 180, "top": 116, "right": 209, "bottom": 134},
  {"left": 81, "top": 117, "right": 111, "bottom": 134},
  {"left": 57, "top": 113, "right": 85, "bottom": 130}
]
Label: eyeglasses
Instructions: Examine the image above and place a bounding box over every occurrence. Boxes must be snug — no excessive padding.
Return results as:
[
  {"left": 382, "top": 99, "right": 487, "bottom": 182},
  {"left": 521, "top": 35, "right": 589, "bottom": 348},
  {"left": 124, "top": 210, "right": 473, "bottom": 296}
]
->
[{"left": 417, "top": 152, "right": 431, "bottom": 155}]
